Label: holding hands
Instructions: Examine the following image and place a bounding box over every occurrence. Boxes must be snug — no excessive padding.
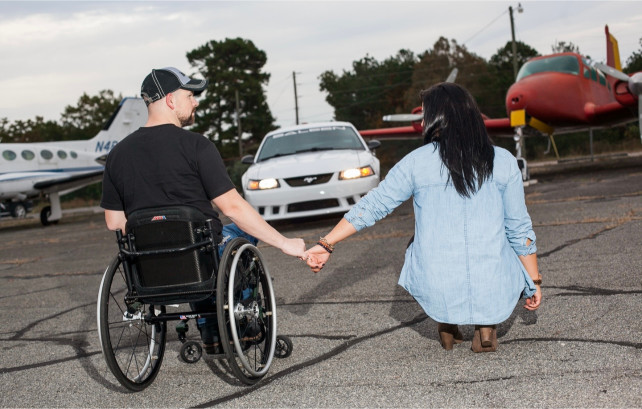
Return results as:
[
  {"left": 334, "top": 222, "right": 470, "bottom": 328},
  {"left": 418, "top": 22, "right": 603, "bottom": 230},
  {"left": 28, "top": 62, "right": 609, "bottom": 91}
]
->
[
  {"left": 304, "top": 244, "right": 331, "bottom": 273},
  {"left": 301, "top": 220, "right": 357, "bottom": 272}
]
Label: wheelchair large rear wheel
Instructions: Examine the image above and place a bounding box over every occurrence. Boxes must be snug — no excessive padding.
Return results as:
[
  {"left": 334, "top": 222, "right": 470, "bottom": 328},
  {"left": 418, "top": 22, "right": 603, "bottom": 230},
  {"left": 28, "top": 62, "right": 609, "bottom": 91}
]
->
[
  {"left": 216, "top": 238, "right": 277, "bottom": 385},
  {"left": 97, "top": 256, "right": 167, "bottom": 391}
]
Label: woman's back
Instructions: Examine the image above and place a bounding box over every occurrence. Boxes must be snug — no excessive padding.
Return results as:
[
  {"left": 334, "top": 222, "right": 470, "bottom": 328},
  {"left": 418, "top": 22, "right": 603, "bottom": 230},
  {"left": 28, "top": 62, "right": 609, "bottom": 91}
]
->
[{"left": 389, "top": 144, "right": 533, "bottom": 324}]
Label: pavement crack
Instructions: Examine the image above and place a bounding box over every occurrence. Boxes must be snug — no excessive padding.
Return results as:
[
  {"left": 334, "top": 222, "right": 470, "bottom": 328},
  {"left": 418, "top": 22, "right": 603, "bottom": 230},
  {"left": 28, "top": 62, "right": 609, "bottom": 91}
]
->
[
  {"left": 539, "top": 222, "right": 622, "bottom": 258},
  {"left": 280, "top": 298, "right": 415, "bottom": 307},
  {"left": 0, "top": 270, "right": 103, "bottom": 280},
  {"left": 10, "top": 302, "right": 94, "bottom": 340},
  {"left": 547, "top": 285, "right": 642, "bottom": 297},
  {"left": 0, "top": 350, "right": 101, "bottom": 375},
  {"left": 502, "top": 337, "right": 642, "bottom": 349},
  {"left": 526, "top": 190, "right": 642, "bottom": 205},
  {"left": 0, "top": 285, "right": 66, "bottom": 299}
]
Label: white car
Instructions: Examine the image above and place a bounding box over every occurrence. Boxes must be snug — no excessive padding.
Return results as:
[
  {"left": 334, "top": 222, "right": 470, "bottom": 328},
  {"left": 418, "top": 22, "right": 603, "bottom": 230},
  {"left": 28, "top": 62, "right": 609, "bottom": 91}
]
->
[{"left": 241, "top": 122, "right": 381, "bottom": 221}]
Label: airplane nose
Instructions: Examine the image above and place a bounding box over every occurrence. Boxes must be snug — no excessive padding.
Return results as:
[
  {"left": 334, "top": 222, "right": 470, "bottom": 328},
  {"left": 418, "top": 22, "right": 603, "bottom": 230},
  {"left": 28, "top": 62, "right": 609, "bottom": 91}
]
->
[
  {"left": 509, "top": 93, "right": 525, "bottom": 108},
  {"left": 506, "top": 86, "right": 527, "bottom": 113}
]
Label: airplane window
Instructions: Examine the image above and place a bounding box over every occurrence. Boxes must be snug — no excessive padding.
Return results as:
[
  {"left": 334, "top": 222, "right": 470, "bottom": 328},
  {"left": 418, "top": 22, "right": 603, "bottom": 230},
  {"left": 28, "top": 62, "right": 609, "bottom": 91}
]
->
[
  {"left": 2, "top": 150, "right": 17, "bottom": 161},
  {"left": 57, "top": 150, "right": 67, "bottom": 159},
  {"left": 41, "top": 149, "right": 53, "bottom": 160},
  {"left": 584, "top": 67, "right": 591, "bottom": 79},
  {"left": 70, "top": 151, "right": 78, "bottom": 159},
  {"left": 590, "top": 68, "right": 597, "bottom": 82},
  {"left": 516, "top": 55, "right": 580, "bottom": 81},
  {"left": 598, "top": 71, "right": 606, "bottom": 86},
  {"left": 21, "top": 150, "right": 35, "bottom": 160}
]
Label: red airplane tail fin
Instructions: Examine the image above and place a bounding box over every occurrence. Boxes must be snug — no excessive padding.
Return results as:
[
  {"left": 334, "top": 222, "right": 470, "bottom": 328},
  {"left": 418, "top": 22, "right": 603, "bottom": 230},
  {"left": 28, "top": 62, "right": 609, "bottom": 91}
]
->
[{"left": 605, "top": 25, "right": 622, "bottom": 70}]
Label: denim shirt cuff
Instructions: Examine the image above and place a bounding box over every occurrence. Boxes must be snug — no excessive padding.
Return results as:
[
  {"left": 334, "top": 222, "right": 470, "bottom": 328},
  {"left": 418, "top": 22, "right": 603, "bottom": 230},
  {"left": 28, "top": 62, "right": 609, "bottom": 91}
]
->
[
  {"left": 514, "top": 231, "right": 537, "bottom": 256},
  {"left": 344, "top": 212, "right": 368, "bottom": 232}
]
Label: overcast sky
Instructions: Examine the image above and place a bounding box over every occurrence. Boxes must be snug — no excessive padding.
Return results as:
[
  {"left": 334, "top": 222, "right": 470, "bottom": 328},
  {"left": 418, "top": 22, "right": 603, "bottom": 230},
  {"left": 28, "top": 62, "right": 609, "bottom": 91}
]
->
[{"left": 1, "top": 1, "right": 641, "bottom": 129}]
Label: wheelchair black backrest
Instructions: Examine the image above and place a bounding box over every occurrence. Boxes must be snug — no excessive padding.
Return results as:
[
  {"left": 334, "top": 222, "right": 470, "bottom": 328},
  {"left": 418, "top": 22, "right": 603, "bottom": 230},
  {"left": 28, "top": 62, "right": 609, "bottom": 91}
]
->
[{"left": 121, "top": 205, "right": 220, "bottom": 304}]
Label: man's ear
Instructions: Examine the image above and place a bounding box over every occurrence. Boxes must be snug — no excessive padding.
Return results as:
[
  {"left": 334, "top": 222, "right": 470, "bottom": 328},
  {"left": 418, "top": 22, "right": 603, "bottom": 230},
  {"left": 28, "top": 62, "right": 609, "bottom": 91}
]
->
[{"left": 165, "top": 93, "right": 175, "bottom": 110}]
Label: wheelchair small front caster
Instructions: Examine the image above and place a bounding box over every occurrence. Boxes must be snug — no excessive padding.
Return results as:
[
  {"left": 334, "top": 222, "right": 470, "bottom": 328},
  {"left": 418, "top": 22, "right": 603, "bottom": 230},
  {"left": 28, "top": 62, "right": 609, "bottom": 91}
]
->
[
  {"left": 180, "top": 341, "right": 202, "bottom": 364},
  {"left": 274, "top": 335, "right": 293, "bottom": 358}
]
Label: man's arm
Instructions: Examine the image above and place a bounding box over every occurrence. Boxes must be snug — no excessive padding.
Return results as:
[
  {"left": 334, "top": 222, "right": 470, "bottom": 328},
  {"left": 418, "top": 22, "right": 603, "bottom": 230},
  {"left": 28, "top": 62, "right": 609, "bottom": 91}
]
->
[
  {"left": 212, "top": 189, "right": 305, "bottom": 258},
  {"left": 105, "top": 209, "right": 127, "bottom": 232}
]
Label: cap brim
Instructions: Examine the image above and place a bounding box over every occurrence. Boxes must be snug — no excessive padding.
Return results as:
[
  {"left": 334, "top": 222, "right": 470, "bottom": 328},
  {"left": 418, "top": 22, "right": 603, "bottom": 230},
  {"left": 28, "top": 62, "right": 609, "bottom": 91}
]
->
[{"left": 180, "top": 78, "right": 208, "bottom": 95}]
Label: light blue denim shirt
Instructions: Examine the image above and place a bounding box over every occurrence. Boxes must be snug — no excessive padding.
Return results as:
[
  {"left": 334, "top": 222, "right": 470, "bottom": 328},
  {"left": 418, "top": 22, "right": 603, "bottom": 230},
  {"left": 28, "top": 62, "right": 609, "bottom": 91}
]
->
[{"left": 345, "top": 144, "right": 537, "bottom": 325}]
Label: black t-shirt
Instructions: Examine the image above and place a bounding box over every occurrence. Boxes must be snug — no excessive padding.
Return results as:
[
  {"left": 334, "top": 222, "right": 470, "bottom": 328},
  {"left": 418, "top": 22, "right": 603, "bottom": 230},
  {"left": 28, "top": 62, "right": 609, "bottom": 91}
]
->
[{"left": 100, "top": 124, "right": 234, "bottom": 234}]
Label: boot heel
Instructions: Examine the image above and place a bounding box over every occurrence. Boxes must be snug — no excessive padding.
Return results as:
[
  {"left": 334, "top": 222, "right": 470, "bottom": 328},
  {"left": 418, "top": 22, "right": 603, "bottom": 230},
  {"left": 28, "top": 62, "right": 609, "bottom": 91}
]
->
[
  {"left": 438, "top": 323, "right": 463, "bottom": 350},
  {"left": 480, "top": 326, "right": 493, "bottom": 347},
  {"left": 472, "top": 325, "right": 497, "bottom": 353}
]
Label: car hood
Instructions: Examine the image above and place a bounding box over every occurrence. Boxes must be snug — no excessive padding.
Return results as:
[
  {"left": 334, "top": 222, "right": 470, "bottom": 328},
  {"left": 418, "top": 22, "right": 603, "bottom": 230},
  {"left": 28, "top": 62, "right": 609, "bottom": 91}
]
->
[{"left": 245, "top": 150, "right": 373, "bottom": 179}]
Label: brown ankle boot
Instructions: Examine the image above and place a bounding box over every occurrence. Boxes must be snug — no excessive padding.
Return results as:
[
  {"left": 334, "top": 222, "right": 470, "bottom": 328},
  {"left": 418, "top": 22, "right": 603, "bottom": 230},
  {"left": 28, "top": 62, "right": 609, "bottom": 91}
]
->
[
  {"left": 471, "top": 325, "right": 497, "bottom": 353},
  {"left": 437, "top": 323, "right": 463, "bottom": 350}
]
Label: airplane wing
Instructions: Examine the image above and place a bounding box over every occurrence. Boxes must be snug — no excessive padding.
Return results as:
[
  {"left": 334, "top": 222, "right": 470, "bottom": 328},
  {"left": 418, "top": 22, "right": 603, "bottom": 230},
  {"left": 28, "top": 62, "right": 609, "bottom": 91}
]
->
[
  {"left": 359, "top": 118, "right": 515, "bottom": 139},
  {"left": 360, "top": 125, "right": 420, "bottom": 139},
  {"left": 483, "top": 118, "right": 514, "bottom": 137},
  {"left": 33, "top": 169, "right": 104, "bottom": 194}
]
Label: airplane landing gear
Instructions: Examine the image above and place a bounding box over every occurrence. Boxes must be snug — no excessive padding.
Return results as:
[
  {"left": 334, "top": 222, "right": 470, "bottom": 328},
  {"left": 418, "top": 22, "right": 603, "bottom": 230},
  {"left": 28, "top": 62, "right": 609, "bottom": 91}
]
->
[
  {"left": 40, "top": 192, "right": 62, "bottom": 226},
  {"left": 40, "top": 206, "right": 56, "bottom": 226},
  {"left": 513, "top": 126, "right": 529, "bottom": 181}
]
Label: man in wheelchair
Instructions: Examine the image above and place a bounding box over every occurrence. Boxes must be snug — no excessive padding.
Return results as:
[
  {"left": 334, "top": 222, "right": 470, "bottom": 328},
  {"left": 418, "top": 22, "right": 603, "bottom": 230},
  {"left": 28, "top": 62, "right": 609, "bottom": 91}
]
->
[{"left": 100, "top": 67, "right": 306, "bottom": 354}]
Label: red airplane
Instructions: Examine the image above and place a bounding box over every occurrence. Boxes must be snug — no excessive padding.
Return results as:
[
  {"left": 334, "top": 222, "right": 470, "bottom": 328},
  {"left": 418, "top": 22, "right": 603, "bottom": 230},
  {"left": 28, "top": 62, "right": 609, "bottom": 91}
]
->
[{"left": 360, "top": 25, "right": 642, "bottom": 173}]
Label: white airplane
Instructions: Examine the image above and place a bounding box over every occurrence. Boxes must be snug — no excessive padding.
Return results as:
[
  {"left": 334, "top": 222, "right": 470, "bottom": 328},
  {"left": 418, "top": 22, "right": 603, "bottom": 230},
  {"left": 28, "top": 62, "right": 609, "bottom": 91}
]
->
[{"left": 0, "top": 97, "right": 147, "bottom": 225}]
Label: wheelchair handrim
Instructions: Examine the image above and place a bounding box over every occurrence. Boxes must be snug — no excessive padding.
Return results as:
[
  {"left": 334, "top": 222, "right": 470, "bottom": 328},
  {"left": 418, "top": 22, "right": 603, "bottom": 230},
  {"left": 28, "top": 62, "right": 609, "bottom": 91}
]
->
[{"left": 227, "top": 243, "right": 277, "bottom": 377}]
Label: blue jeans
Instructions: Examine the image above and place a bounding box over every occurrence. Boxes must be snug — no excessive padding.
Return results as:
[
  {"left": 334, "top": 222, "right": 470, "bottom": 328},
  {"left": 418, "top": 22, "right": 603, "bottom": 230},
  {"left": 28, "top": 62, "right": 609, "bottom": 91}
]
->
[{"left": 191, "top": 223, "right": 258, "bottom": 344}]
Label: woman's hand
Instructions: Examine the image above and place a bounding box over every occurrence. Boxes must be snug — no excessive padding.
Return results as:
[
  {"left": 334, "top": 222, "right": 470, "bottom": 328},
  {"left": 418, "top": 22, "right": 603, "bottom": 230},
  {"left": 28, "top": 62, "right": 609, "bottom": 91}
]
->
[
  {"left": 524, "top": 285, "right": 542, "bottom": 310},
  {"left": 304, "top": 245, "right": 331, "bottom": 273}
]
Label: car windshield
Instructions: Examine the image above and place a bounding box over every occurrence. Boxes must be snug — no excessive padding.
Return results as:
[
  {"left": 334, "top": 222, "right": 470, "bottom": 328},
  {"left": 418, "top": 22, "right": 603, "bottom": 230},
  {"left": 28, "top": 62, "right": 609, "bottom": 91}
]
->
[
  {"left": 516, "top": 55, "right": 580, "bottom": 81},
  {"left": 256, "top": 125, "right": 365, "bottom": 162}
]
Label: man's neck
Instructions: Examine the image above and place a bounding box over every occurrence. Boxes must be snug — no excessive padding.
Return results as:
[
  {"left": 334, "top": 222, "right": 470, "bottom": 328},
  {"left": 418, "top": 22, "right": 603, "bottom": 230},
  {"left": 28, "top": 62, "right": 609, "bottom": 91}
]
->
[{"left": 144, "top": 113, "right": 180, "bottom": 128}]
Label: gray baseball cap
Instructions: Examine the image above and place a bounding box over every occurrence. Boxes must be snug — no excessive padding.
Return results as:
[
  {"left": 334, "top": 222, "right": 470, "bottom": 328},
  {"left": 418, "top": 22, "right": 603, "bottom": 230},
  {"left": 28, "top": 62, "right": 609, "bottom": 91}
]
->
[{"left": 141, "top": 67, "right": 208, "bottom": 106}]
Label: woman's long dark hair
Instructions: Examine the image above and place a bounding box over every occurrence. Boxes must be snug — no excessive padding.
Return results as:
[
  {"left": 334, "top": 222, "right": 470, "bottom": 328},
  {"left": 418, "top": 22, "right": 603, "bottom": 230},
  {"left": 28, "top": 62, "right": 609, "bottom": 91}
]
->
[{"left": 420, "top": 83, "right": 495, "bottom": 198}]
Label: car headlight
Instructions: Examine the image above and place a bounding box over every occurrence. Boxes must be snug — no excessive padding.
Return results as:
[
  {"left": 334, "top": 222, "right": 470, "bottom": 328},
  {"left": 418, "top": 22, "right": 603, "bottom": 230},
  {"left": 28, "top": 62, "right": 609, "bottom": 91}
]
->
[
  {"left": 339, "top": 166, "right": 375, "bottom": 180},
  {"left": 247, "top": 178, "right": 280, "bottom": 190}
]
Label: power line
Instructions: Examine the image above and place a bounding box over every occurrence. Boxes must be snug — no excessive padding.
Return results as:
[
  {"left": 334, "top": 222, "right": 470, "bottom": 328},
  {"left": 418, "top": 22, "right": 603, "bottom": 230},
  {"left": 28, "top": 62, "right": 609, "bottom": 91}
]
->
[{"left": 462, "top": 9, "right": 508, "bottom": 47}]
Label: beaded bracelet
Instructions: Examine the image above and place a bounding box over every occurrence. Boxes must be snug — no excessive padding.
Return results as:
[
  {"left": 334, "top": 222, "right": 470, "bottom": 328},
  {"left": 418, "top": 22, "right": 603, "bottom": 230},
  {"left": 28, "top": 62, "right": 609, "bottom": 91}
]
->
[
  {"left": 317, "top": 237, "right": 334, "bottom": 253},
  {"left": 532, "top": 274, "right": 542, "bottom": 285}
]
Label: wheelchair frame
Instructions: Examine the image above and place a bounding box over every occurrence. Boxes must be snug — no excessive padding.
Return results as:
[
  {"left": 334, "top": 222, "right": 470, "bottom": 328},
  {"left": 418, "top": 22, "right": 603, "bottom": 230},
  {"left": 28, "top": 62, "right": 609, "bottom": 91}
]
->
[{"left": 96, "top": 206, "right": 292, "bottom": 391}]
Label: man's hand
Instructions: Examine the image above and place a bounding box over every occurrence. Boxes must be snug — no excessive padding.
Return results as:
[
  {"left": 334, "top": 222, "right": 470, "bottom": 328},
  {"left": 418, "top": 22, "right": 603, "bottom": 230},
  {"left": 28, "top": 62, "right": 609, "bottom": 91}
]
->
[
  {"left": 280, "top": 237, "right": 306, "bottom": 259},
  {"left": 305, "top": 245, "right": 331, "bottom": 273}
]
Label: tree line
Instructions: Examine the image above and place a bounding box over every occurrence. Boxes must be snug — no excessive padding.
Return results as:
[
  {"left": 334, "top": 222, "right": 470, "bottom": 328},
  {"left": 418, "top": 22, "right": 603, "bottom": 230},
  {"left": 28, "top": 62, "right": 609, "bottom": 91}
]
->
[{"left": 2, "top": 35, "right": 641, "bottom": 164}]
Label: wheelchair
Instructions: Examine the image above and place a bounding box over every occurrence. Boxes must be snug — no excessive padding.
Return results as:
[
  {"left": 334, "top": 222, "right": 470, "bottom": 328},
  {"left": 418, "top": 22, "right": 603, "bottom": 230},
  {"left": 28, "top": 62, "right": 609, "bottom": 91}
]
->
[{"left": 96, "top": 206, "right": 293, "bottom": 391}]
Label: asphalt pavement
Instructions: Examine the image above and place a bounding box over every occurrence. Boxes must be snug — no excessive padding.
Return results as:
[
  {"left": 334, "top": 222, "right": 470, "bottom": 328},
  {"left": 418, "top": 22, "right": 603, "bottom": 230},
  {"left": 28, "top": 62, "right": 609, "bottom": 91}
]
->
[{"left": 1, "top": 154, "right": 641, "bottom": 408}]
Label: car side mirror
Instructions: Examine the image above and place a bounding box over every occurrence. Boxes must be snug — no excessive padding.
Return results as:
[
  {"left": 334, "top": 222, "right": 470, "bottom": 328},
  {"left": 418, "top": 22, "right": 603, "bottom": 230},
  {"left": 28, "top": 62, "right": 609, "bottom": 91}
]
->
[
  {"left": 367, "top": 139, "right": 381, "bottom": 150},
  {"left": 241, "top": 155, "right": 254, "bottom": 165}
]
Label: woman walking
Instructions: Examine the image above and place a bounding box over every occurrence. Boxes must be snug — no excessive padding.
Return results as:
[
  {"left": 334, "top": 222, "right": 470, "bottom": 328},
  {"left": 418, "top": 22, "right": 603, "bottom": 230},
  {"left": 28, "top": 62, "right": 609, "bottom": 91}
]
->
[{"left": 305, "top": 82, "right": 541, "bottom": 352}]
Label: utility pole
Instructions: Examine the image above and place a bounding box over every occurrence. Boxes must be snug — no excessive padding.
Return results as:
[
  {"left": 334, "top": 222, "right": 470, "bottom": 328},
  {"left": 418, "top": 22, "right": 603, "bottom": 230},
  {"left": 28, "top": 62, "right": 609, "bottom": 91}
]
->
[
  {"left": 509, "top": 3, "right": 525, "bottom": 159},
  {"left": 509, "top": 3, "right": 523, "bottom": 80},
  {"left": 292, "top": 71, "right": 299, "bottom": 125},
  {"left": 235, "top": 89, "right": 242, "bottom": 157}
]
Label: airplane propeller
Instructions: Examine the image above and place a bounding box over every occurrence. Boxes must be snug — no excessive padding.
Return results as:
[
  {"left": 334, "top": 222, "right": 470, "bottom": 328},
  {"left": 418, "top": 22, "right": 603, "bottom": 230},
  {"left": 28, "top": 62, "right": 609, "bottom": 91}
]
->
[
  {"left": 595, "top": 63, "right": 642, "bottom": 141},
  {"left": 383, "top": 68, "right": 458, "bottom": 123}
]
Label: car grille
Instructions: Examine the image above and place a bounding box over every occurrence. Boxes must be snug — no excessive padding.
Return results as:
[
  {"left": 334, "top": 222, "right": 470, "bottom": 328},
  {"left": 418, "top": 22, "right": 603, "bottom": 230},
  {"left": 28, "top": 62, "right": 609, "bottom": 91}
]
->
[
  {"left": 284, "top": 173, "right": 333, "bottom": 187},
  {"left": 287, "top": 199, "right": 339, "bottom": 213}
]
